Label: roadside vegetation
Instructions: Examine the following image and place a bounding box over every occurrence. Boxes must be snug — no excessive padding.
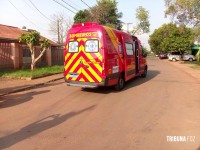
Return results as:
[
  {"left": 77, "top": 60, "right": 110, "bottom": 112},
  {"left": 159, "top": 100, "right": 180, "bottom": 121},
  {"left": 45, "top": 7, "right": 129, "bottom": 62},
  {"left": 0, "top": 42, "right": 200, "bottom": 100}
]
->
[
  {"left": 0, "top": 65, "right": 63, "bottom": 79},
  {"left": 149, "top": 0, "right": 199, "bottom": 61},
  {"left": 181, "top": 61, "right": 200, "bottom": 70}
]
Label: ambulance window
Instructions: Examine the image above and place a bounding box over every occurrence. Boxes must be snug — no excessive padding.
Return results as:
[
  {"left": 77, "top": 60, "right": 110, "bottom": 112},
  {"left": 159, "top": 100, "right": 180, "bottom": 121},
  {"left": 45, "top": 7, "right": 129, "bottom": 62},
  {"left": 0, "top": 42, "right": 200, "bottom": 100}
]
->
[
  {"left": 125, "top": 43, "right": 133, "bottom": 55},
  {"left": 85, "top": 40, "right": 99, "bottom": 53},
  {"left": 68, "top": 41, "right": 78, "bottom": 53}
]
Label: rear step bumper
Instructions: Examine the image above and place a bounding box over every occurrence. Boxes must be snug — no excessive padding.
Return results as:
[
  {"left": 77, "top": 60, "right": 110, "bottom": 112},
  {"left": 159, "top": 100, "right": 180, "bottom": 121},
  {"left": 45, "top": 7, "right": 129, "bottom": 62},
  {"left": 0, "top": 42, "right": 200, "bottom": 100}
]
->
[{"left": 65, "top": 79, "right": 105, "bottom": 88}]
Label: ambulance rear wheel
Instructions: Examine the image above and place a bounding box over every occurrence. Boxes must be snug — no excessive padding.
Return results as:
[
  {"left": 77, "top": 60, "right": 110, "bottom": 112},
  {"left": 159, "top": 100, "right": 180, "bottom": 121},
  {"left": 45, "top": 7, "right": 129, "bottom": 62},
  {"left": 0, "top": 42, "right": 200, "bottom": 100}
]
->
[
  {"left": 115, "top": 75, "right": 124, "bottom": 91},
  {"left": 141, "top": 67, "right": 147, "bottom": 78}
]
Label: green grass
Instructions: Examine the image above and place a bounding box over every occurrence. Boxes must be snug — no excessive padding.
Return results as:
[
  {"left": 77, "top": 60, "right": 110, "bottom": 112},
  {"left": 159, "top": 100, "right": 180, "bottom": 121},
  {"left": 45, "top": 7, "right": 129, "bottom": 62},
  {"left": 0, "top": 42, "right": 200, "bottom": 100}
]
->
[
  {"left": 0, "top": 65, "right": 63, "bottom": 79},
  {"left": 181, "top": 61, "right": 200, "bottom": 70}
]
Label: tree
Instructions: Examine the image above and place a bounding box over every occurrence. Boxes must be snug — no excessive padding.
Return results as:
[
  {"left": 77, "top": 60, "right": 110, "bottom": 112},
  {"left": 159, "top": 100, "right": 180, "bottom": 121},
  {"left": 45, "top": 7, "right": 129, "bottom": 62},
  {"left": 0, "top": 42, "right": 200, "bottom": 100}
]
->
[
  {"left": 164, "top": 0, "right": 200, "bottom": 42},
  {"left": 132, "top": 6, "right": 150, "bottom": 34},
  {"left": 49, "top": 13, "right": 73, "bottom": 44},
  {"left": 19, "top": 31, "right": 50, "bottom": 71},
  {"left": 164, "top": 0, "right": 200, "bottom": 27},
  {"left": 74, "top": 0, "right": 123, "bottom": 30},
  {"left": 74, "top": 10, "right": 91, "bottom": 24},
  {"left": 149, "top": 23, "right": 194, "bottom": 54}
]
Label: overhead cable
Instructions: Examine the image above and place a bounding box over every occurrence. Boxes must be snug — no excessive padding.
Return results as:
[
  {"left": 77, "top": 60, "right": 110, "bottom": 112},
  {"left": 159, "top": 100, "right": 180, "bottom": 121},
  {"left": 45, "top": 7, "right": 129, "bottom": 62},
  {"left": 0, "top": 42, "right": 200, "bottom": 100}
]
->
[
  {"left": 52, "top": 0, "right": 76, "bottom": 14},
  {"left": 28, "top": 0, "right": 53, "bottom": 22},
  {"left": 80, "top": 0, "right": 91, "bottom": 9},
  {"left": 7, "top": 0, "right": 44, "bottom": 30},
  {"left": 60, "top": 0, "right": 79, "bottom": 11}
]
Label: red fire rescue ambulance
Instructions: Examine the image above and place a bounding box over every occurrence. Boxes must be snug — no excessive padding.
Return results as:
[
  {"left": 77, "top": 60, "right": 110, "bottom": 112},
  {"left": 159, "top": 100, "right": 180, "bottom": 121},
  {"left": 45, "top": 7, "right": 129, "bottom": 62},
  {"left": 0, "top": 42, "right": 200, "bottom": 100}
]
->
[{"left": 64, "top": 22, "right": 147, "bottom": 90}]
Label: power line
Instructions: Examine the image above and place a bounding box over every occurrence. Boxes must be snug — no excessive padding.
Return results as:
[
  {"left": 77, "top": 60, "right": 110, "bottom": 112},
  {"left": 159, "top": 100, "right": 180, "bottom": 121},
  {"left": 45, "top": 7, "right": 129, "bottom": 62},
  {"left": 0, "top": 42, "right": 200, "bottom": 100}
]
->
[
  {"left": 7, "top": 0, "right": 43, "bottom": 30},
  {"left": 28, "top": 0, "right": 53, "bottom": 22},
  {"left": 80, "top": 0, "right": 91, "bottom": 9},
  {"left": 60, "top": 0, "right": 79, "bottom": 12},
  {"left": 24, "top": 0, "right": 37, "bottom": 13},
  {"left": 52, "top": 0, "right": 76, "bottom": 14},
  {"left": 68, "top": 0, "right": 84, "bottom": 10}
]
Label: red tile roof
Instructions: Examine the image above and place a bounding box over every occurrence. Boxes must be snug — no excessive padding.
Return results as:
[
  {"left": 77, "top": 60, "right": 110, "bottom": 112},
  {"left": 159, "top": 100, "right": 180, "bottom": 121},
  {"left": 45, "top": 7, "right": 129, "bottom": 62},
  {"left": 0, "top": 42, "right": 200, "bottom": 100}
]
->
[{"left": 0, "top": 24, "right": 59, "bottom": 46}]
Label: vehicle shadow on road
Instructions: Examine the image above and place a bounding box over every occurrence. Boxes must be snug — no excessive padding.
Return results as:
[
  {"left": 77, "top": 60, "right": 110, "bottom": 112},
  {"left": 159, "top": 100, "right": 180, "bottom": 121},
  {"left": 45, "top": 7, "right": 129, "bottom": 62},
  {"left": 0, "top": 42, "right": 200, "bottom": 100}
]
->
[
  {"left": 82, "top": 70, "right": 160, "bottom": 94},
  {"left": 0, "top": 90, "right": 50, "bottom": 108},
  {"left": 0, "top": 105, "right": 96, "bottom": 149},
  {"left": 124, "top": 70, "right": 160, "bottom": 90}
]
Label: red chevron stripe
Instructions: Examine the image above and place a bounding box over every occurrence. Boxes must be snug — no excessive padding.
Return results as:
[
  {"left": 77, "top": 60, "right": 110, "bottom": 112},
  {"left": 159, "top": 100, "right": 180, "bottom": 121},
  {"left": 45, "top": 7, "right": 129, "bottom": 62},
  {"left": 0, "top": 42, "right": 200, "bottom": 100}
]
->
[
  {"left": 64, "top": 53, "right": 74, "bottom": 65},
  {"left": 76, "top": 73, "right": 89, "bottom": 82},
  {"left": 65, "top": 52, "right": 82, "bottom": 73},
  {"left": 82, "top": 67, "right": 99, "bottom": 82}
]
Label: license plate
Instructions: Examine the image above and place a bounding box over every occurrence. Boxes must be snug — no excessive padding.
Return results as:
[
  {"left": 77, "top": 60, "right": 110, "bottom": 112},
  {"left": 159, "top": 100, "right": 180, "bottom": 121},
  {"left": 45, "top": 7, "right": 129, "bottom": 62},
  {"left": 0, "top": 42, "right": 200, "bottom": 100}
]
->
[{"left": 69, "top": 73, "right": 78, "bottom": 78}]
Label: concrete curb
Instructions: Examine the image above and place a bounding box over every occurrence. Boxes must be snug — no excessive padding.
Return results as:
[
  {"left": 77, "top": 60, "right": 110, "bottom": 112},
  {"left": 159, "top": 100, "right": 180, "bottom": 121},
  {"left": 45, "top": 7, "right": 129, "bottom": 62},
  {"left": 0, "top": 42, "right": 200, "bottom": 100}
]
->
[{"left": 0, "top": 77, "right": 64, "bottom": 97}]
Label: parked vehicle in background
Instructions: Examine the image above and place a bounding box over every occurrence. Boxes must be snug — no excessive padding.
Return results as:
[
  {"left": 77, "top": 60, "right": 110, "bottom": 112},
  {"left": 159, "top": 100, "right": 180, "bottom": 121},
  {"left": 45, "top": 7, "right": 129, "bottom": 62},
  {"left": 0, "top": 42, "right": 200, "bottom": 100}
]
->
[
  {"left": 159, "top": 53, "right": 168, "bottom": 59},
  {"left": 168, "top": 51, "right": 195, "bottom": 62},
  {"left": 182, "top": 53, "right": 195, "bottom": 61},
  {"left": 168, "top": 52, "right": 181, "bottom": 61}
]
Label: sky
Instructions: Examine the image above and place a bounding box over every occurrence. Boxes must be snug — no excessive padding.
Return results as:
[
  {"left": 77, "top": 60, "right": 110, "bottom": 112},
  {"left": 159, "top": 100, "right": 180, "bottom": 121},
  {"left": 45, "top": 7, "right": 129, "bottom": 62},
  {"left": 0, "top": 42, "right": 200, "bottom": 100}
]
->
[{"left": 0, "top": 0, "right": 170, "bottom": 50}]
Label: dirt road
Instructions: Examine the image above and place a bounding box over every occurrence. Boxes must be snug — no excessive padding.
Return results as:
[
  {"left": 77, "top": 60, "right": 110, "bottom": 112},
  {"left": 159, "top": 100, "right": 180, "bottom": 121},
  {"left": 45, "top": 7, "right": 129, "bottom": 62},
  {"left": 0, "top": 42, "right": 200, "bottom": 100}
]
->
[{"left": 0, "top": 57, "right": 200, "bottom": 150}]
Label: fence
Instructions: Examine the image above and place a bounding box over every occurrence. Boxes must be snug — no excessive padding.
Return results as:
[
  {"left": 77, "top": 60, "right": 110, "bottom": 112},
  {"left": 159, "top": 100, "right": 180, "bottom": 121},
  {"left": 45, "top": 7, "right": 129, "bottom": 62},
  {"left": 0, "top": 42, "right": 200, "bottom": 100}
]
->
[
  {"left": 51, "top": 46, "right": 64, "bottom": 66},
  {"left": 0, "top": 42, "right": 13, "bottom": 69}
]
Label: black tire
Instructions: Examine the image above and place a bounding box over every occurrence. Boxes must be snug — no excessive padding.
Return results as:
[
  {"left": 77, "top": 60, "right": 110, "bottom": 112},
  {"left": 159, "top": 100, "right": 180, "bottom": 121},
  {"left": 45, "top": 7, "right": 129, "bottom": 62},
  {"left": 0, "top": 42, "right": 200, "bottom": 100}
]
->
[
  {"left": 172, "top": 58, "right": 176, "bottom": 62},
  {"left": 141, "top": 67, "right": 147, "bottom": 78},
  {"left": 189, "top": 58, "right": 193, "bottom": 62},
  {"left": 115, "top": 74, "right": 124, "bottom": 91}
]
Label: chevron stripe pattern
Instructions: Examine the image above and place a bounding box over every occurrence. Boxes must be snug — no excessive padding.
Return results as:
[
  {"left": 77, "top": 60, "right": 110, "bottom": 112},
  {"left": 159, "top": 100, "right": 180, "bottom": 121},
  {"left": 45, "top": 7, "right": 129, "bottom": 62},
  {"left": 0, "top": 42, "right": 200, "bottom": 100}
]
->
[{"left": 64, "top": 37, "right": 103, "bottom": 83}]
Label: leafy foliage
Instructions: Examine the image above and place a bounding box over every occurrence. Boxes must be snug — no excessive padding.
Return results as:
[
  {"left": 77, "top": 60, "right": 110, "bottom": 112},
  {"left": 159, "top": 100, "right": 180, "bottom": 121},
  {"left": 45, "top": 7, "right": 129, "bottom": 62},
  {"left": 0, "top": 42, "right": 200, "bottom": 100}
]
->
[
  {"left": 19, "top": 31, "right": 50, "bottom": 70},
  {"left": 164, "top": 0, "right": 200, "bottom": 43},
  {"left": 74, "top": 0, "right": 123, "bottom": 30},
  {"left": 132, "top": 6, "right": 150, "bottom": 34},
  {"left": 74, "top": 10, "right": 91, "bottom": 24},
  {"left": 164, "top": 0, "right": 200, "bottom": 27},
  {"left": 148, "top": 23, "right": 194, "bottom": 54}
]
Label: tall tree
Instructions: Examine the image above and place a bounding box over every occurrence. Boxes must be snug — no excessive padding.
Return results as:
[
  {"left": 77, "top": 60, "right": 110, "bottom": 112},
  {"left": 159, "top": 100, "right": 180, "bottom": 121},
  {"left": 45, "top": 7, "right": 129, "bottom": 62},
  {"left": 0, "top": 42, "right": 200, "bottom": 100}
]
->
[
  {"left": 74, "top": 10, "right": 91, "bottom": 24},
  {"left": 149, "top": 23, "right": 194, "bottom": 54},
  {"left": 164, "top": 0, "right": 200, "bottom": 27},
  {"left": 132, "top": 6, "right": 150, "bottom": 34},
  {"left": 19, "top": 31, "right": 50, "bottom": 71},
  {"left": 164, "top": 0, "right": 200, "bottom": 43},
  {"left": 74, "top": 0, "right": 123, "bottom": 30},
  {"left": 49, "top": 13, "right": 73, "bottom": 44}
]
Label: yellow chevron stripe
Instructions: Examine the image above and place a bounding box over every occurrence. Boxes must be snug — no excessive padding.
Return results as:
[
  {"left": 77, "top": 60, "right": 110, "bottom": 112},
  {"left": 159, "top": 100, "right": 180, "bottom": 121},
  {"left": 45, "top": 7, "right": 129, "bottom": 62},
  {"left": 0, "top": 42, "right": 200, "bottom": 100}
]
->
[
  {"left": 82, "top": 69, "right": 94, "bottom": 82},
  {"left": 65, "top": 45, "right": 84, "bottom": 70},
  {"left": 70, "top": 57, "right": 82, "bottom": 73},
  {"left": 84, "top": 53, "right": 102, "bottom": 72},
  {"left": 80, "top": 78, "right": 85, "bottom": 82},
  {"left": 87, "top": 66, "right": 102, "bottom": 82}
]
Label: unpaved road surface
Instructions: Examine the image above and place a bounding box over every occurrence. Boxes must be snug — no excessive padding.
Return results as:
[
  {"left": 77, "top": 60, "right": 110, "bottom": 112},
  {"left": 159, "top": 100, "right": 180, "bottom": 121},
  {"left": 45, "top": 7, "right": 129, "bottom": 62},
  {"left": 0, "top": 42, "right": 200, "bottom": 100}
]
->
[{"left": 1, "top": 57, "right": 200, "bottom": 150}]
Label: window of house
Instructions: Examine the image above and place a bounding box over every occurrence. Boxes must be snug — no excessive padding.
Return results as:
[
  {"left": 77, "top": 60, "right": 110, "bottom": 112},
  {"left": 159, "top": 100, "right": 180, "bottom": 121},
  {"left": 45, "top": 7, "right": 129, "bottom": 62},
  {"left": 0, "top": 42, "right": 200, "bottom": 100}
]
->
[{"left": 23, "top": 46, "right": 31, "bottom": 57}]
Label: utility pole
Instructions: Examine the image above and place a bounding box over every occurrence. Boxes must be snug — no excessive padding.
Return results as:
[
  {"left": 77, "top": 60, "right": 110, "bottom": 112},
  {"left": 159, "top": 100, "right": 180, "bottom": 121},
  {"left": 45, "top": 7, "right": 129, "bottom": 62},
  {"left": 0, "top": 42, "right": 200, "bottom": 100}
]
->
[{"left": 122, "top": 22, "right": 133, "bottom": 33}]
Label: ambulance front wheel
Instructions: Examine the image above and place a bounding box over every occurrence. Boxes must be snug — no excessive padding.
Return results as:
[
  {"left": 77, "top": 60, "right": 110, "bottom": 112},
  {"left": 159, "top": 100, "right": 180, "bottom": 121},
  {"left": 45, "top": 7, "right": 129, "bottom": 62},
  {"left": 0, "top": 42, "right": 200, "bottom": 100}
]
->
[{"left": 115, "top": 74, "right": 124, "bottom": 91}]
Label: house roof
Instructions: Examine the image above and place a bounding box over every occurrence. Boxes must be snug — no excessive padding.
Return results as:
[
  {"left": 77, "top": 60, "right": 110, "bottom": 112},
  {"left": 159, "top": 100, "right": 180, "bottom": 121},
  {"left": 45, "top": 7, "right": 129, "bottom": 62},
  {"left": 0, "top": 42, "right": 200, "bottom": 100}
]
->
[{"left": 0, "top": 24, "right": 59, "bottom": 46}]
